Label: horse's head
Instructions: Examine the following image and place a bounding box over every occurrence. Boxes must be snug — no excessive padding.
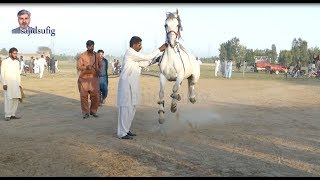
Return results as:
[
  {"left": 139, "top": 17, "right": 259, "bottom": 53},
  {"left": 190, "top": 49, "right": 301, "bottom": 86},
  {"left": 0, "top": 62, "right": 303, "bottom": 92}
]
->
[{"left": 165, "top": 9, "right": 183, "bottom": 48}]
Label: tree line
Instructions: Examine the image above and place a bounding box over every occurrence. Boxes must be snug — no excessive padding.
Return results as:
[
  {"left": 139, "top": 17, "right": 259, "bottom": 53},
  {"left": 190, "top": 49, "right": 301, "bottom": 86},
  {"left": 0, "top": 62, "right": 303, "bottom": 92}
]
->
[
  {"left": 200, "top": 37, "right": 319, "bottom": 67},
  {"left": 2, "top": 37, "right": 319, "bottom": 67}
]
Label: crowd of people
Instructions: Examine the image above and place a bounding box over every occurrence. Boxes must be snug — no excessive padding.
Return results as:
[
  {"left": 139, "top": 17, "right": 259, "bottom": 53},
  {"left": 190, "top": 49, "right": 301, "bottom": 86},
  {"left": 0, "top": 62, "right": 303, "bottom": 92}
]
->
[
  {"left": 213, "top": 58, "right": 320, "bottom": 79},
  {"left": 110, "top": 59, "right": 122, "bottom": 75},
  {"left": 0, "top": 50, "right": 62, "bottom": 121},
  {"left": 16, "top": 55, "right": 60, "bottom": 78},
  {"left": 285, "top": 60, "right": 320, "bottom": 78},
  {"left": 307, "top": 60, "right": 320, "bottom": 78},
  {"left": 214, "top": 58, "right": 234, "bottom": 78}
]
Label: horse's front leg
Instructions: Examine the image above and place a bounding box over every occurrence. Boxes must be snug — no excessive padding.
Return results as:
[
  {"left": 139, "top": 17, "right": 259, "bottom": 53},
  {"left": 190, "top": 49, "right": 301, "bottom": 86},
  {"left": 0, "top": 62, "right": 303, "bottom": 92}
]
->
[
  {"left": 188, "top": 75, "right": 196, "bottom": 104},
  {"left": 158, "top": 73, "right": 167, "bottom": 124},
  {"left": 170, "top": 75, "right": 183, "bottom": 113}
]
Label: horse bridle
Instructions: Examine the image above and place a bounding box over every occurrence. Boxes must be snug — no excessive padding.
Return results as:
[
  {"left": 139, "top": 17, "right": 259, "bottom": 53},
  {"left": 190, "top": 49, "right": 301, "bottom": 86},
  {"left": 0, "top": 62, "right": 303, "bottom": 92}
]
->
[
  {"left": 164, "top": 15, "right": 182, "bottom": 44},
  {"left": 162, "top": 16, "right": 186, "bottom": 75},
  {"left": 165, "top": 28, "right": 179, "bottom": 38}
]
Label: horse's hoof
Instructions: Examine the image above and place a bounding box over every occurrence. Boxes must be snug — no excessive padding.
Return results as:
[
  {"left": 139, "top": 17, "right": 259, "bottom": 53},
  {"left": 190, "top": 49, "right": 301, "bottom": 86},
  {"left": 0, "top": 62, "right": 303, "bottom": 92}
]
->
[
  {"left": 159, "top": 111, "right": 165, "bottom": 124},
  {"left": 176, "top": 94, "right": 181, "bottom": 101},
  {"left": 189, "top": 97, "right": 196, "bottom": 104},
  {"left": 158, "top": 118, "right": 165, "bottom": 124},
  {"left": 171, "top": 106, "right": 177, "bottom": 113},
  {"left": 170, "top": 93, "right": 181, "bottom": 101},
  {"left": 170, "top": 102, "right": 177, "bottom": 113}
]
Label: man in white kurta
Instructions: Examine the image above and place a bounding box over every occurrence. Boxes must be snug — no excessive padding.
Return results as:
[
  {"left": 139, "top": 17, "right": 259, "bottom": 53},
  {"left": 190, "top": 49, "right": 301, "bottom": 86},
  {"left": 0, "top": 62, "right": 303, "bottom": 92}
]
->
[
  {"left": 225, "top": 59, "right": 233, "bottom": 78},
  {"left": 117, "top": 36, "right": 167, "bottom": 139},
  {"left": 1, "top": 47, "right": 22, "bottom": 121},
  {"left": 19, "top": 56, "right": 26, "bottom": 75},
  {"left": 33, "top": 58, "right": 39, "bottom": 74},
  {"left": 214, "top": 58, "right": 220, "bottom": 77},
  {"left": 55, "top": 58, "right": 60, "bottom": 72},
  {"left": 38, "top": 55, "right": 47, "bottom": 78}
]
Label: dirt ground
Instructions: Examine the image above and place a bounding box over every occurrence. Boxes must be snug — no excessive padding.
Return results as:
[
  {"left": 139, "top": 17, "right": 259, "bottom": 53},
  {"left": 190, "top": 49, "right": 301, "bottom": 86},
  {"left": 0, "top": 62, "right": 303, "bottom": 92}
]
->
[{"left": 0, "top": 68, "right": 319, "bottom": 177}]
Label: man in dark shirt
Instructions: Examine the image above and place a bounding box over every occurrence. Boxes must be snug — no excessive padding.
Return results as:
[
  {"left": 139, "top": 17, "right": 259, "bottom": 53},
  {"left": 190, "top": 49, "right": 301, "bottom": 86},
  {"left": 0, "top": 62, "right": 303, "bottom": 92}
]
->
[
  {"left": 50, "top": 57, "right": 56, "bottom": 73},
  {"left": 97, "top": 49, "right": 108, "bottom": 106}
]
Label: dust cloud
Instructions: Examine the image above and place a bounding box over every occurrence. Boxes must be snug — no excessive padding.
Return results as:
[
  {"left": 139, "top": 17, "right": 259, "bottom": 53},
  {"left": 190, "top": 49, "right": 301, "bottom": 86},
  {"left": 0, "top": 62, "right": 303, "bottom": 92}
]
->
[{"left": 151, "top": 103, "right": 222, "bottom": 135}]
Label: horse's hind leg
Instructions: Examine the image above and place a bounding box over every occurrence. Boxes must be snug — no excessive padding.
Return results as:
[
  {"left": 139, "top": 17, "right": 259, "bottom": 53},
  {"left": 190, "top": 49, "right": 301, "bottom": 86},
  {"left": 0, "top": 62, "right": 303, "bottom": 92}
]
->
[
  {"left": 170, "top": 76, "right": 183, "bottom": 113},
  {"left": 188, "top": 75, "right": 196, "bottom": 104},
  {"left": 158, "top": 73, "right": 167, "bottom": 124}
]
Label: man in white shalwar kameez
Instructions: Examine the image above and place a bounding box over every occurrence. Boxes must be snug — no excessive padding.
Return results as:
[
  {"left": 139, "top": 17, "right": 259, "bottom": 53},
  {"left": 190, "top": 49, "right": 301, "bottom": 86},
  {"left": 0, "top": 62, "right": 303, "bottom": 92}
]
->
[
  {"left": 117, "top": 36, "right": 167, "bottom": 139},
  {"left": 38, "top": 55, "right": 47, "bottom": 78},
  {"left": 214, "top": 58, "right": 220, "bottom": 77},
  {"left": 1, "top": 47, "right": 22, "bottom": 121},
  {"left": 33, "top": 58, "right": 40, "bottom": 74},
  {"left": 19, "top": 56, "right": 26, "bottom": 76}
]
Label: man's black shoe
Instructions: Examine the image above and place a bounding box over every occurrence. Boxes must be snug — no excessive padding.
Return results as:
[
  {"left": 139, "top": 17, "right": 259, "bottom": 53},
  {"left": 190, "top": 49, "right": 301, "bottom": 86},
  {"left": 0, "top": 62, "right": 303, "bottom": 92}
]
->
[
  {"left": 121, "top": 135, "right": 133, "bottom": 140},
  {"left": 90, "top": 112, "right": 98, "bottom": 118},
  {"left": 83, "top": 113, "right": 89, "bottom": 119},
  {"left": 10, "top": 116, "right": 21, "bottom": 119},
  {"left": 127, "top": 131, "right": 136, "bottom": 136}
]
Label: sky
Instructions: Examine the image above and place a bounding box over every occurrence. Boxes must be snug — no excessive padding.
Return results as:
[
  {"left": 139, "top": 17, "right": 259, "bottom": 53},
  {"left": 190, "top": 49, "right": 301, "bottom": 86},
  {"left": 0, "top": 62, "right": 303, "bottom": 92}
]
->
[{"left": 1, "top": 3, "right": 320, "bottom": 58}]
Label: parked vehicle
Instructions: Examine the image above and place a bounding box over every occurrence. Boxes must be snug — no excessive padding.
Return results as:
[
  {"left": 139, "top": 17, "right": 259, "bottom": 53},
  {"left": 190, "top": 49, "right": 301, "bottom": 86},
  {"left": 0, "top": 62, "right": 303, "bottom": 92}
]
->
[
  {"left": 265, "top": 64, "right": 287, "bottom": 74},
  {"left": 254, "top": 61, "right": 271, "bottom": 72},
  {"left": 254, "top": 60, "right": 287, "bottom": 74}
]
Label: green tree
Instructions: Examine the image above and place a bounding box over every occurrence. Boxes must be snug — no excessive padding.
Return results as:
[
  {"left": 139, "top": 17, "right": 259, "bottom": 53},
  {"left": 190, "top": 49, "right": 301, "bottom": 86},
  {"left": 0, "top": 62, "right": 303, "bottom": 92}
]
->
[
  {"left": 265, "top": 49, "right": 272, "bottom": 62},
  {"left": 278, "top": 50, "right": 293, "bottom": 66},
  {"left": 37, "top": 46, "right": 52, "bottom": 57},
  {"left": 253, "top": 49, "right": 266, "bottom": 56},
  {"left": 0, "top": 48, "right": 8, "bottom": 55},
  {"left": 219, "top": 37, "right": 245, "bottom": 62},
  {"left": 219, "top": 43, "right": 227, "bottom": 61},
  {"left": 271, "top": 44, "right": 278, "bottom": 63},
  {"left": 236, "top": 44, "right": 247, "bottom": 63},
  {"left": 245, "top": 49, "right": 255, "bottom": 66},
  {"left": 308, "top": 46, "right": 320, "bottom": 62},
  {"left": 291, "top": 38, "right": 308, "bottom": 66},
  {"left": 230, "top": 37, "right": 240, "bottom": 61}
]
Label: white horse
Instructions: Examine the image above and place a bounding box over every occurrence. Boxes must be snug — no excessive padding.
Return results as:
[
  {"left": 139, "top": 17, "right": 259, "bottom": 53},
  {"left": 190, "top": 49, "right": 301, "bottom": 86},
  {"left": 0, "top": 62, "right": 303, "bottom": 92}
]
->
[{"left": 157, "top": 9, "right": 201, "bottom": 124}]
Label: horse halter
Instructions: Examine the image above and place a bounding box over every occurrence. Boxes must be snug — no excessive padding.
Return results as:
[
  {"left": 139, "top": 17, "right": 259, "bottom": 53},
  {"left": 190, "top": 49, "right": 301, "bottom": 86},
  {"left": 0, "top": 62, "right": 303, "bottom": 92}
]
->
[
  {"left": 164, "top": 15, "right": 182, "bottom": 46},
  {"left": 166, "top": 29, "right": 179, "bottom": 37},
  {"left": 165, "top": 20, "right": 180, "bottom": 36}
]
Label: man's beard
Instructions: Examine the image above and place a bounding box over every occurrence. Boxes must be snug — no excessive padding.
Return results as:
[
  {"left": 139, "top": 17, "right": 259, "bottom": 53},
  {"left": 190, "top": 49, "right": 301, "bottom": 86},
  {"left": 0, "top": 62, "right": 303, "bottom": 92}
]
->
[{"left": 21, "top": 23, "right": 28, "bottom": 29}]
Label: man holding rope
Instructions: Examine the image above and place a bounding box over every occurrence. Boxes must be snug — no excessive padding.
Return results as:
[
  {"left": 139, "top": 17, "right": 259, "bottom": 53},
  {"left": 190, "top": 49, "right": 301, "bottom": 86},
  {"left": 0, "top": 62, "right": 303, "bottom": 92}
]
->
[{"left": 117, "top": 36, "right": 167, "bottom": 139}]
